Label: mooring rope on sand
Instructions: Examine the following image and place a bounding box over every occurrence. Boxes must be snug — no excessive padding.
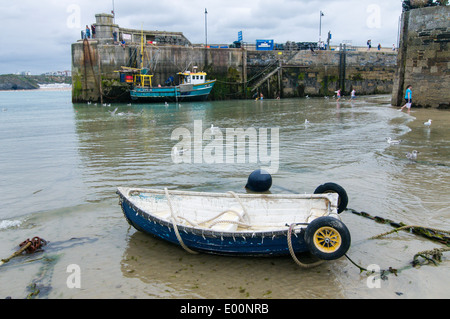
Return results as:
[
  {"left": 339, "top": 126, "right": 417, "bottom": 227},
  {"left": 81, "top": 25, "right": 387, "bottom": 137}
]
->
[
  {"left": 344, "top": 207, "right": 450, "bottom": 274},
  {"left": 347, "top": 208, "right": 450, "bottom": 246},
  {"left": 371, "top": 225, "right": 450, "bottom": 243}
]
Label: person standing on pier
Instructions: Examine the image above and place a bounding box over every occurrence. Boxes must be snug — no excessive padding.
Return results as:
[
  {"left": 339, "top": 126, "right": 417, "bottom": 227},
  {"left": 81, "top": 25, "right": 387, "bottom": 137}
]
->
[{"left": 85, "top": 25, "right": 91, "bottom": 39}]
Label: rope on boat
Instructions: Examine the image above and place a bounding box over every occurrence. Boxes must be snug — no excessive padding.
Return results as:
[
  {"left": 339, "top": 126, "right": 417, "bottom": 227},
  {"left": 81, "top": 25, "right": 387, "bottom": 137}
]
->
[
  {"left": 227, "top": 191, "right": 251, "bottom": 224},
  {"left": 164, "top": 188, "right": 198, "bottom": 255},
  {"left": 163, "top": 189, "right": 256, "bottom": 255},
  {"left": 178, "top": 210, "right": 251, "bottom": 229},
  {"left": 287, "top": 223, "right": 324, "bottom": 269}
]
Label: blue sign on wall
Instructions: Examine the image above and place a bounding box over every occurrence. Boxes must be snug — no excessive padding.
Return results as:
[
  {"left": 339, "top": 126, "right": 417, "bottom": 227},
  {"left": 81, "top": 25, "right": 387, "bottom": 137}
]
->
[{"left": 256, "top": 39, "right": 274, "bottom": 51}]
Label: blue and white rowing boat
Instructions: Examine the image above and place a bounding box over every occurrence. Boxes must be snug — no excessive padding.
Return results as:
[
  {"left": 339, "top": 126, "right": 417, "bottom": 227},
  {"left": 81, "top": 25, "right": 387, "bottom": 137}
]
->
[{"left": 117, "top": 184, "right": 351, "bottom": 264}]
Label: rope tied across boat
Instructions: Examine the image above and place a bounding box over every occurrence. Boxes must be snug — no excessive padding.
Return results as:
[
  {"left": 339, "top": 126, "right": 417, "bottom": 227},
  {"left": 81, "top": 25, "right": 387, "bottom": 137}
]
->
[{"left": 163, "top": 188, "right": 255, "bottom": 255}]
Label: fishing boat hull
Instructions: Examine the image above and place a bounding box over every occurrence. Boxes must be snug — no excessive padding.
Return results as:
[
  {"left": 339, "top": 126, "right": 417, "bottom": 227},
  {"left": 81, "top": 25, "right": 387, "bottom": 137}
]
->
[
  {"left": 130, "top": 80, "right": 216, "bottom": 102},
  {"left": 117, "top": 187, "right": 351, "bottom": 259}
]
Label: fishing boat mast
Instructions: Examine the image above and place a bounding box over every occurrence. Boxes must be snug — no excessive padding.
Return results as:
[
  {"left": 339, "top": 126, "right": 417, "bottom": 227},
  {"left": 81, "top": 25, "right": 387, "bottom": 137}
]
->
[{"left": 134, "top": 24, "right": 152, "bottom": 88}]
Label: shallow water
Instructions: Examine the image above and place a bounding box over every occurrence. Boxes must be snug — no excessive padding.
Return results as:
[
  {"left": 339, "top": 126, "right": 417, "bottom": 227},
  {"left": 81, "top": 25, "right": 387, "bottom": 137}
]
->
[{"left": 0, "top": 90, "right": 449, "bottom": 299}]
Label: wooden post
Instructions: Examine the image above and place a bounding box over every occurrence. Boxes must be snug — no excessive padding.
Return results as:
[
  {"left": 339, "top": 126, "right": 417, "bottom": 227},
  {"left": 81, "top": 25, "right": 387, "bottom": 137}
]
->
[
  {"left": 97, "top": 48, "right": 103, "bottom": 104},
  {"left": 278, "top": 60, "right": 282, "bottom": 98}
]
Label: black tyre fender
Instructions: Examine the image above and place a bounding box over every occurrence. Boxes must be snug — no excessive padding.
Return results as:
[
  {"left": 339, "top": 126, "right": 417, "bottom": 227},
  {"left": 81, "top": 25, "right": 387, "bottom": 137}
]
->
[
  {"left": 304, "top": 216, "right": 351, "bottom": 261},
  {"left": 314, "top": 182, "right": 348, "bottom": 214}
]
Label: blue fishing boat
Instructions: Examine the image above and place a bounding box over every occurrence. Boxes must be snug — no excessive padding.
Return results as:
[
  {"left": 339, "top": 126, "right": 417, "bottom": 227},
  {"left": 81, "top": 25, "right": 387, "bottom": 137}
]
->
[
  {"left": 119, "top": 29, "right": 215, "bottom": 102},
  {"left": 129, "top": 68, "right": 216, "bottom": 102},
  {"left": 116, "top": 184, "right": 351, "bottom": 264}
]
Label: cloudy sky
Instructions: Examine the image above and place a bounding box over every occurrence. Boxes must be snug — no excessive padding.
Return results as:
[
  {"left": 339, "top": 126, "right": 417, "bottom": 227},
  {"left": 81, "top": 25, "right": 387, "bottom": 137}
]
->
[{"left": 0, "top": 0, "right": 403, "bottom": 75}]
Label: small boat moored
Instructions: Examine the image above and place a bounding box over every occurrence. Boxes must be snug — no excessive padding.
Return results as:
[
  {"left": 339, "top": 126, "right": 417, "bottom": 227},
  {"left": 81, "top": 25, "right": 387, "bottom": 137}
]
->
[
  {"left": 129, "top": 67, "right": 216, "bottom": 102},
  {"left": 117, "top": 183, "right": 351, "bottom": 264}
]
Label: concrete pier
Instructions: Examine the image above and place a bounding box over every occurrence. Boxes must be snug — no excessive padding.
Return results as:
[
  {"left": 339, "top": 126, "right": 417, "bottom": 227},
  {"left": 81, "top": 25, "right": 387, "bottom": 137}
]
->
[{"left": 72, "top": 13, "right": 398, "bottom": 103}]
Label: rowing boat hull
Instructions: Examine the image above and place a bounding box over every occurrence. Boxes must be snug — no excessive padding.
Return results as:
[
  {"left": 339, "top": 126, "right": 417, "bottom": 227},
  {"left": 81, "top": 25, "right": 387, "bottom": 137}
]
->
[
  {"left": 120, "top": 197, "right": 310, "bottom": 256},
  {"left": 117, "top": 187, "right": 347, "bottom": 257}
]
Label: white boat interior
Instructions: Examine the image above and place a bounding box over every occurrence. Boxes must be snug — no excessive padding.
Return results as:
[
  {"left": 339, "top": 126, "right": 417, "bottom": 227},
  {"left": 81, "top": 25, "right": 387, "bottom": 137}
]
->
[{"left": 118, "top": 187, "right": 340, "bottom": 233}]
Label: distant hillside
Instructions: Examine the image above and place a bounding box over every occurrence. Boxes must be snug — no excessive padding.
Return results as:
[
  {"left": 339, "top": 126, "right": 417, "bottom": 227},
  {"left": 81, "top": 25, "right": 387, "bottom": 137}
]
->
[{"left": 0, "top": 74, "right": 71, "bottom": 90}]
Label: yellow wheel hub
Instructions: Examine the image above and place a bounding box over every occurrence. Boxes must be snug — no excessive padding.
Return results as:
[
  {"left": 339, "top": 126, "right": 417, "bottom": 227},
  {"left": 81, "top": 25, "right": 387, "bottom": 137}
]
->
[{"left": 313, "top": 226, "right": 342, "bottom": 253}]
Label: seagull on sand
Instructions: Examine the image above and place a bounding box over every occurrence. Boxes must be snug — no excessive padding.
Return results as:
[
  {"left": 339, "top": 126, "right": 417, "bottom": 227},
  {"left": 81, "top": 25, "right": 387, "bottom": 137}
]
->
[
  {"left": 304, "top": 119, "right": 310, "bottom": 125},
  {"left": 406, "top": 150, "right": 419, "bottom": 161},
  {"left": 386, "top": 137, "right": 402, "bottom": 144},
  {"left": 424, "top": 119, "right": 432, "bottom": 126}
]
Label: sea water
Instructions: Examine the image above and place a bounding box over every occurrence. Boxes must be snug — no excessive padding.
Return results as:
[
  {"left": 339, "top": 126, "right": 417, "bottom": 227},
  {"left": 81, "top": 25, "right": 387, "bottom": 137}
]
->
[{"left": 0, "top": 89, "right": 449, "bottom": 299}]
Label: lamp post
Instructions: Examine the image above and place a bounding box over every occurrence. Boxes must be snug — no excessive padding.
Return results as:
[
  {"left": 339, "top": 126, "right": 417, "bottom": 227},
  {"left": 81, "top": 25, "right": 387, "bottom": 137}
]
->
[
  {"left": 205, "top": 8, "right": 208, "bottom": 48},
  {"left": 319, "top": 11, "right": 324, "bottom": 42},
  {"left": 112, "top": 0, "right": 115, "bottom": 24}
]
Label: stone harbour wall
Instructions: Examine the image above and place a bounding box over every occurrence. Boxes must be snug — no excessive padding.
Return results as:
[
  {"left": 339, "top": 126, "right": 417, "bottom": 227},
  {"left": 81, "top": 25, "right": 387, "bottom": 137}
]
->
[
  {"left": 71, "top": 13, "right": 398, "bottom": 103},
  {"left": 392, "top": 5, "right": 450, "bottom": 109}
]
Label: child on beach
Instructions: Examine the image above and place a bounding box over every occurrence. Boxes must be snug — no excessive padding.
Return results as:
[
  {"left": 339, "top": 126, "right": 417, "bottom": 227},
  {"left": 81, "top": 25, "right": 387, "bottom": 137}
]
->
[
  {"left": 399, "top": 85, "right": 412, "bottom": 112},
  {"left": 336, "top": 89, "right": 341, "bottom": 102}
]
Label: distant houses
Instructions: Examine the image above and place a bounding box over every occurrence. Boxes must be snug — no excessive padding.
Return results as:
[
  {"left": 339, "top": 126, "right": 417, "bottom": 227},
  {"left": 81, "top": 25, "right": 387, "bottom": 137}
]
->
[
  {"left": 41, "top": 70, "right": 72, "bottom": 77},
  {"left": 14, "top": 70, "right": 72, "bottom": 77}
]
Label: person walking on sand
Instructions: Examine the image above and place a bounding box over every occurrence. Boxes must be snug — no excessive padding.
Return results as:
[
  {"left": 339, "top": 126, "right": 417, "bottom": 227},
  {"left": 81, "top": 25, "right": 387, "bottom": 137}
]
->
[
  {"left": 336, "top": 89, "right": 341, "bottom": 102},
  {"left": 400, "top": 85, "right": 412, "bottom": 113}
]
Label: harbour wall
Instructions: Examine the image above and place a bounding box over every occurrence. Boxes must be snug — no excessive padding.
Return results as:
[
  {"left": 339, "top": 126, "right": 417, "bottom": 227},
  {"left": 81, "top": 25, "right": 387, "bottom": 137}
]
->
[
  {"left": 71, "top": 14, "right": 397, "bottom": 103},
  {"left": 392, "top": 5, "right": 450, "bottom": 109},
  {"left": 71, "top": 42, "right": 397, "bottom": 103}
]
